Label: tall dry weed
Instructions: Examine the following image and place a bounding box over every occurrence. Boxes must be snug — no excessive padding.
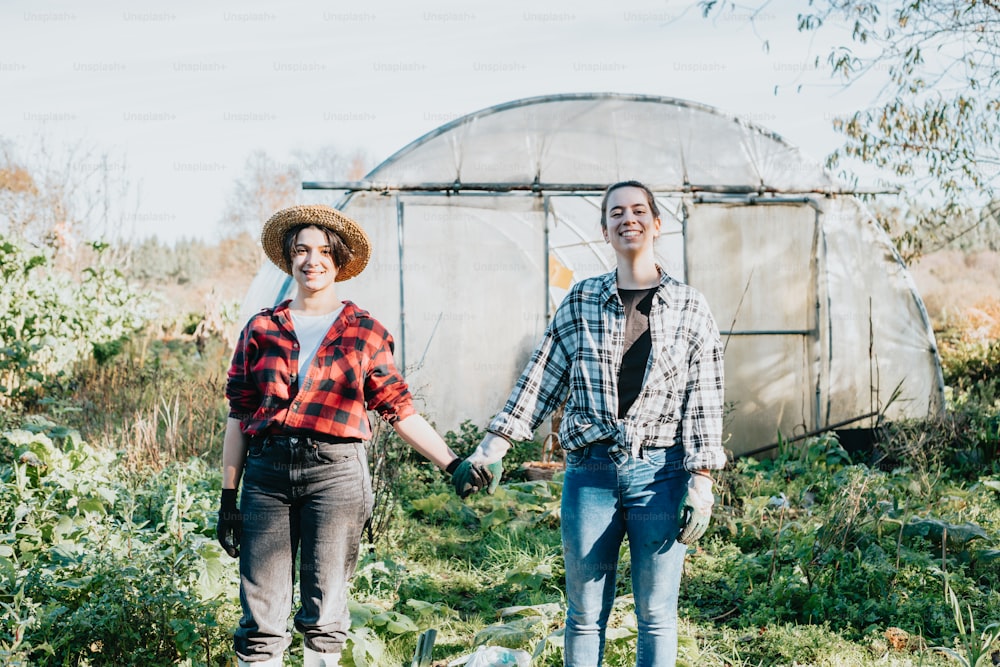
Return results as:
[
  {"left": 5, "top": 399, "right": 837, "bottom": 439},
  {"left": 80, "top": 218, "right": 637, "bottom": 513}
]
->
[
  {"left": 68, "top": 331, "right": 230, "bottom": 471},
  {"left": 910, "top": 250, "right": 1000, "bottom": 329}
]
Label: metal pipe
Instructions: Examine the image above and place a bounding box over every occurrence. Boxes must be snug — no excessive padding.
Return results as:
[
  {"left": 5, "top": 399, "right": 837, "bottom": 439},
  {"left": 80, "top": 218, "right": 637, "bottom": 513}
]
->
[
  {"left": 543, "top": 195, "right": 552, "bottom": 323},
  {"left": 720, "top": 329, "right": 817, "bottom": 336},
  {"left": 395, "top": 197, "right": 406, "bottom": 373},
  {"left": 303, "top": 181, "right": 899, "bottom": 196},
  {"left": 737, "top": 410, "right": 880, "bottom": 459}
]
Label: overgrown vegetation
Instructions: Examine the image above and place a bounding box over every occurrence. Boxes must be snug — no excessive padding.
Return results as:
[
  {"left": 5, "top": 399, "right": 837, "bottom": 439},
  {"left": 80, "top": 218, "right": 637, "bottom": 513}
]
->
[
  {"left": 0, "top": 236, "right": 156, "bottom": 417},
  {"left": 0, "top": 423, "right": 234, "bottom": 666},
  {"left": 699, "top": 0, "right": 1000, "bottom": 263},
  {"left": 1, "top": 226, "right": 999, "bottom": 666}
]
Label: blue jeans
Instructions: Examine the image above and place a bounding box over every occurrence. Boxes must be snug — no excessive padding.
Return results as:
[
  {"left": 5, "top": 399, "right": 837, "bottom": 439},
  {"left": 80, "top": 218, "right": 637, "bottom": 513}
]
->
[
  {"left": 561, "top": 443, "right": 689, "bottom": 667},
  {"left": 234, "top": 436, "right": 372, "bottom": 662}
]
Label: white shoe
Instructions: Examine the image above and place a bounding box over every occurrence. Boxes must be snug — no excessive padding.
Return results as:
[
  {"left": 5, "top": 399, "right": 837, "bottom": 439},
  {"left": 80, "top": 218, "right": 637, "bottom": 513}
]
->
[{"left": 303, "top": 646, "right": 341, "bottom": 667}]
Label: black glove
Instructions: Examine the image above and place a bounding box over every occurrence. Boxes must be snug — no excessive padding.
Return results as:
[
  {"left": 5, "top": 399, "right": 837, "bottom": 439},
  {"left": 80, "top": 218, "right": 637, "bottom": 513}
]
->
[
  {"left": 449, "top": 459, "right": 494, "bottom": 499},
  {"left": 216, "top": 489, "right": 242, "bottom": 558}
]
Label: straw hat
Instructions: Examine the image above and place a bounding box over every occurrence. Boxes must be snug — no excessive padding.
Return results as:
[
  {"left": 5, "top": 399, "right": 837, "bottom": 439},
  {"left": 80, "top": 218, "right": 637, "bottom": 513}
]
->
[{"left": 260, "top": 204, "right": 371, "bottom": 281}]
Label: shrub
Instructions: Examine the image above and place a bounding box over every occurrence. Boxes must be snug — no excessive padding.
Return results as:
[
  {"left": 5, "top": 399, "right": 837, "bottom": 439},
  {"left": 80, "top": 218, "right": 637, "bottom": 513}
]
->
[
  {"left": 0, "top": 420, "right": 235, "bottom": 665},
  {"left": 0, "top": 236, "right": 155, "bottom": 411}
]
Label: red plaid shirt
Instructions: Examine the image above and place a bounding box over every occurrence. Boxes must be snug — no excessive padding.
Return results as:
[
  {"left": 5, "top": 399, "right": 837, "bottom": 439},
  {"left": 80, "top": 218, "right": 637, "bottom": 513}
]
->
[{"left": 226, "top": 300, "right": 415, "bottom": 439}]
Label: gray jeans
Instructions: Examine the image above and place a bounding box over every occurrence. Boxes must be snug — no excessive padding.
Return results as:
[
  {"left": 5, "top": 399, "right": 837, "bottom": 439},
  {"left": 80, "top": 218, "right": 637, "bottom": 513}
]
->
[{"left": 235, "top": 436, "right": 372, "bottom": 662}]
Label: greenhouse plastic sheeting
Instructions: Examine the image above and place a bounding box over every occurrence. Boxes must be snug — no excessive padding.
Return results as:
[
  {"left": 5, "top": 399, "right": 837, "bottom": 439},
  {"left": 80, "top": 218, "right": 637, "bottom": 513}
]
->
[
  {"left": 239, "top": 93, "right": 943, "bottom": 456},
  {"left": 370, "top": 95, "right": 838, "bottom": 193},
  {"left": 686, "top": 203, "right": 820, "bottom": 449}
]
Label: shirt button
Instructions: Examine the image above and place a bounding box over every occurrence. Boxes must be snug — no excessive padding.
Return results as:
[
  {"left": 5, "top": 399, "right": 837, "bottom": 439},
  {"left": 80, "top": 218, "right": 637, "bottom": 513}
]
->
[{"left": 292, "top": 343, "right": 299, "bottom": 350}]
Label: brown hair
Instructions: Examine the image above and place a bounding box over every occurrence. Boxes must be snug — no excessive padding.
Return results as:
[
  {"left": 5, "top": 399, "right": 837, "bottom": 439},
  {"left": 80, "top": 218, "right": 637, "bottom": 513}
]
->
[
  {"left": 599, "top": 180, "right": 661, "bottom": 230},
  {"left": 282, "top": 224, "right": 354, "bottom": 272}
]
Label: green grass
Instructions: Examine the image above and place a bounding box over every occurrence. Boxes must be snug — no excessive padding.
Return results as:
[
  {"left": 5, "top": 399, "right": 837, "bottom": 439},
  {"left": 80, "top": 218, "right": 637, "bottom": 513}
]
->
[{"left": 2, "top": 318, "right": 999, "bottom": 666}]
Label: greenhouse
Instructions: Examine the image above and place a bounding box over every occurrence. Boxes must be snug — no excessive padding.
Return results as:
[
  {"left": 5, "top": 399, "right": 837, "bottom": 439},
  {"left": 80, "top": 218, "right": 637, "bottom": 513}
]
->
[{"left": 241, "top": 93, "right": 944, "bottom": 457}]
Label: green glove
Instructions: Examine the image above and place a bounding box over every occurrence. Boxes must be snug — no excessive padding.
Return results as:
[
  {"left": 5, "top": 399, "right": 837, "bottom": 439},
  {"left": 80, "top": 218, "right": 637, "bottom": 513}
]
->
[
  {"left": 677, "top": 474, "right": 715, "bottom": 545},
  {"left": 450, "top": 459, "right": 494, "bottom": 499},
  {"left": 469, "top": 432, "right": 508, "bottom": 494},
  {"left": 484, "top": 460, "right": 503, "bottom": 494}
]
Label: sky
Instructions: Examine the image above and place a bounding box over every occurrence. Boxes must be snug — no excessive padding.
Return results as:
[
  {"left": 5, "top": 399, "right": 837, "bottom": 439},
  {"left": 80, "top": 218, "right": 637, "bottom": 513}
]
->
[{"left": 0, "top": 0, "right": 886, "bottom": 244}]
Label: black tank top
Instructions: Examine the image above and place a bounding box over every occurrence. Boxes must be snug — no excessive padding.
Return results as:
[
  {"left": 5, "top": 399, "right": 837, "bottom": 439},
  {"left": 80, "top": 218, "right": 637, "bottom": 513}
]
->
[{"left": 617, "top": 287, "right": 656, "bottom": 418}]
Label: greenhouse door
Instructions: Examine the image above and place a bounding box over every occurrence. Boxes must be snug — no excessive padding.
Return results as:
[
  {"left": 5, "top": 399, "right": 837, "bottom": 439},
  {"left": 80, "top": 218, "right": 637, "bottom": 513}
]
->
[
  {"left": 393, "top": 196, "right": 548, "bottom": 432},
  {"left": 685, "top": 203, "right": 820, "bottom": 456}
]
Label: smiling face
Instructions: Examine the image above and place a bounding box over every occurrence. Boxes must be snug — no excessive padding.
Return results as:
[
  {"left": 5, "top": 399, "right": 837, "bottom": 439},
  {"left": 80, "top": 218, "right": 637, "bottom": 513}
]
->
[
  {"left": 289, "top": 225, "right": 340, "bottom": 294},
  {"left": 601, "top": 185, "right": 661, "bottom": 257}
]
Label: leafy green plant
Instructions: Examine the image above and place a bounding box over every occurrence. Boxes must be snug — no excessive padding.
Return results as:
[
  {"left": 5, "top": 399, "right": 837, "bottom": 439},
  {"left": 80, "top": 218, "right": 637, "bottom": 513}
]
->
[
  {"left": 5, "top": 243, "right": 999, "bottom": 667},
  {"left": 0, "top": 421, "right": 235, "bottom": 666},
  {"left": 0, "top": 235, "right": 155, "bottom": 410},
  {"left": 931, "top": 581, "right": 1000, "bottom": 667},
  {"left": 688, "top": 427, "right": 1000, "bottom": 650},
  {"left": 444, "top": 419, "right": 487, "bottom": 455},
  {"left": 344, "top": 600, "right": 421, "bottom": 666}
]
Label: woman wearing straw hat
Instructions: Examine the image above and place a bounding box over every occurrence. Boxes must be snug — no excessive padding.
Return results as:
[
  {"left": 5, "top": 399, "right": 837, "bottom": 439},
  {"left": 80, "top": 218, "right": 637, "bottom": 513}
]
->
[
  {"left": 215, "top": 204, "right": 491, "bottom": 667},
  {"left": 458, "top": 181, "right": 727, "bottom": 666}
]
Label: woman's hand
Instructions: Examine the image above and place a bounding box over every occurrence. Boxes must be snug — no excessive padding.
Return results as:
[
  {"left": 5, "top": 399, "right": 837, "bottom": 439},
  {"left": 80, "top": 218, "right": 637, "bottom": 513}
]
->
[
  {"left": 463, "top": 433, "right": 509, "bottom": 494},
  {"left": 450, "top": 459, "right": 496, "bottom": 498},
  {"left": 216, "top": 488, "right": 242, "bottom": 558},
  {"left": 677, "top": 472, "right": 715, "bottom": 544}
]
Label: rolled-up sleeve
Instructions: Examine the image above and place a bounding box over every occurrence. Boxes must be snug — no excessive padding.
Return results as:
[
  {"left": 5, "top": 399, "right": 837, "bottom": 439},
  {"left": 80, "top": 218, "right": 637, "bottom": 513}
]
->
[
  {"left": 489, "top": 315, "right": 571, "bottom": 442},
  {"left": 226, "top": 324, "right": 260, "bottom": 422},
  {"left": 681, "top": 322, "right": 727, "bottom": 471},
  {"left": 364, "top": 331, "right": 416, "bottom": 424}
]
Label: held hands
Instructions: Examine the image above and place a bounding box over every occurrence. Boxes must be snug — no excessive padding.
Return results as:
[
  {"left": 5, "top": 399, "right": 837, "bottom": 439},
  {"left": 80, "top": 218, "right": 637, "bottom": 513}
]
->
[
  {"left": 216, "top": 489, "right": 242, "bottom": 558},
  {"left": 677, "top": 472, "right": 715, "bottom": 545},
  {"left": 450, "top": 433, "right": 509, "bottom": 498},
  {"left": 450, "top": 459, "right": 497, "bottom": 498}
]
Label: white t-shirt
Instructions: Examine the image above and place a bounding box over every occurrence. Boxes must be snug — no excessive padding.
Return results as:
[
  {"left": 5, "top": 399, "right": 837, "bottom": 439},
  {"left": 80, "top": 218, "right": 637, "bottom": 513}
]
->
[{"left": 290, "top": 305, "right": 344, "bottom": 375}]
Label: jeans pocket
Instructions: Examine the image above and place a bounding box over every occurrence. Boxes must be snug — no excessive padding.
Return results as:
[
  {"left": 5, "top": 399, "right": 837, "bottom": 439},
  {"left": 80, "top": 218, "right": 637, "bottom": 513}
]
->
[
  {"left": 247, "top": 440, "right": 269, "bottom": 458},
  {"left": 564, "top": 447, "right": 589, "bottom": 468},
  {"left": 314, "top": 443, "right": 355, "bottom": 465},
  {"left": 641, "top": 446, "right": 667, "bottom": 466},
  {"left": 643, "top": 445, "right": 685, "bottom": 473}
]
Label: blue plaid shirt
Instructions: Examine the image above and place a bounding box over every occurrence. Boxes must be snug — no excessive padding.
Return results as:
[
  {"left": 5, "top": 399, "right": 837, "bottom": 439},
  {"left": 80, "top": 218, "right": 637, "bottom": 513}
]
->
[{"left": 489, "top": 269, "right": 726, "bottom": 472}]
